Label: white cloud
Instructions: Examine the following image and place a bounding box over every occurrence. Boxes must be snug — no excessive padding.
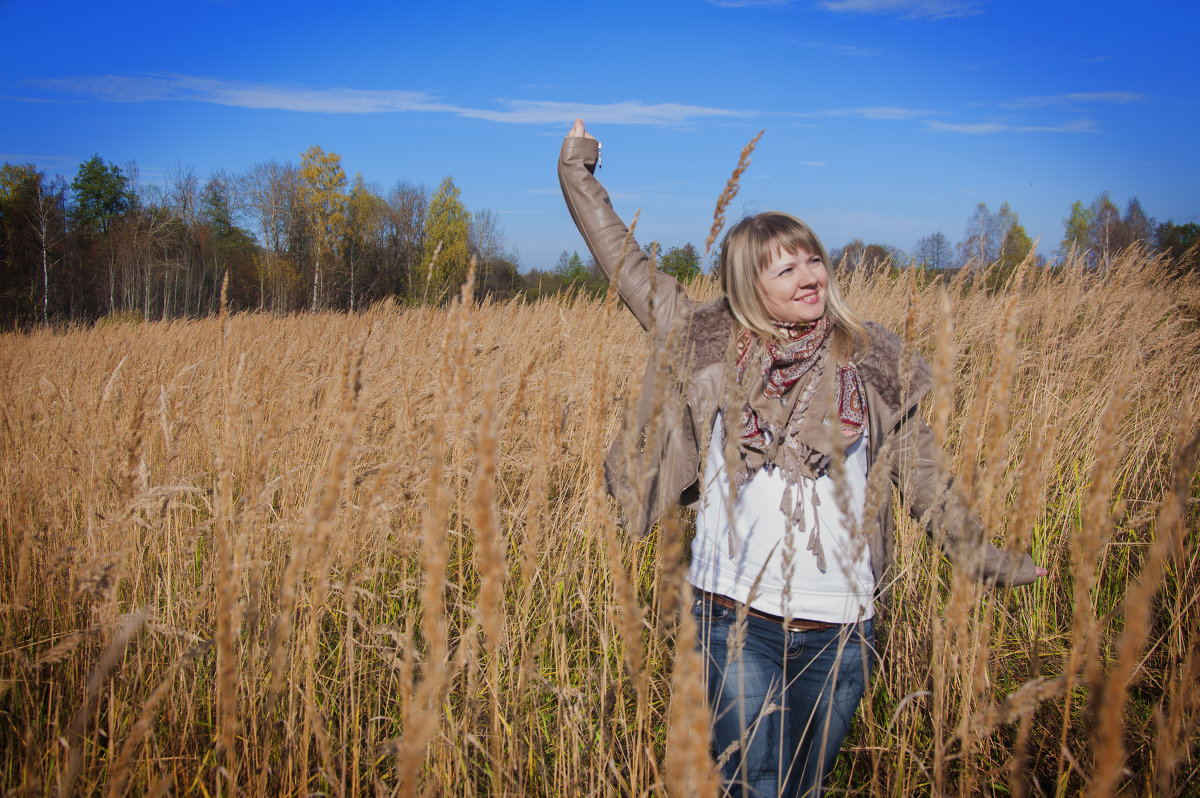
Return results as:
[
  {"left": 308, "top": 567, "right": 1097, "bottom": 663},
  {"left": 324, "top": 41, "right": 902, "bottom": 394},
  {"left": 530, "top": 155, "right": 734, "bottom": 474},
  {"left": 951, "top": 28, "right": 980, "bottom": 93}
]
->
[
  {"left": 21, "top": 73, "right": 752, "bottom": 127},
  {"left": 926, "top": 121, "right": 1006, "bottom": 134},
  {"left": 706, "top": 0, "right": 793, "bottom": 7},
  {"left": 790, "top": 103, "right": 1097, "bottom": 135},
  {"left": 0, "top": 152, "right": 77, "bottom": 164},
  {"left": 801, "top": 160, "right": 827, "bottom": 166},
  {"left": 803, "top": 41, "right": 882, "bottom": 56},
  {"left": 803, "top": 106, "right": 939, "bottom": 120},
  {"left": 818, "top": 0, "right": 981, "bottom": 19},
  {"left": 457, "top": 99, "right": 748, "bottom": 125},
  {"left": 26, "top": 74, "right": 452, "bottom": 114},
  {"left": 1000, "top": 91, "right": 1148, "bottom": 109},
  {"left": 926, "top": 118, "right": 1096, "bottom": 134}
]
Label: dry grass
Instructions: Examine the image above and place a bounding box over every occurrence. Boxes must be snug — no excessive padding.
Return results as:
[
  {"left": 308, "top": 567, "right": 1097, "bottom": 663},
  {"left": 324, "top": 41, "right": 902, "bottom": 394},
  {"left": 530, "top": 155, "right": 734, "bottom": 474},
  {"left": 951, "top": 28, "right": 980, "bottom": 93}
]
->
[{"left": 1, "top": 247, "right": 1199, "bottom": 796}]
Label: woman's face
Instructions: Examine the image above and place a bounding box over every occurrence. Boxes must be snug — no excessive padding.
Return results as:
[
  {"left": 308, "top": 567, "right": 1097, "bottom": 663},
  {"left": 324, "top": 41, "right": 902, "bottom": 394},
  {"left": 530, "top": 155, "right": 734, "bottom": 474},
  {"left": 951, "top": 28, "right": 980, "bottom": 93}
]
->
[{"left": 758, "top": 246, "right": 828, "bottom": 325}]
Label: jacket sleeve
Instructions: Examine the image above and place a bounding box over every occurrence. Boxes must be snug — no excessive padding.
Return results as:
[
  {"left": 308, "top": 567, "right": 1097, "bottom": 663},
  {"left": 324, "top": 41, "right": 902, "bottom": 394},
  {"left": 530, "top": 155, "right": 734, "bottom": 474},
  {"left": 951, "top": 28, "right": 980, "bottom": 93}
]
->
[
  {"left": 887, "top": 407, "right": 1040, "bottom": 587},
  {"left": 558, "top": 136, "right": 685, "bottom": 340}
]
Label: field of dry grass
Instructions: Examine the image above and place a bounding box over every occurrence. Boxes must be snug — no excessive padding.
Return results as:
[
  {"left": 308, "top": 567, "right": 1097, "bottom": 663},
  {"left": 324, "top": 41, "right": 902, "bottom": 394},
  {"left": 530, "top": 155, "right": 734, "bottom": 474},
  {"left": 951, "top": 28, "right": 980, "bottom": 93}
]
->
[{"left": 1, "top": 251, "right": 1198, "bottom": 796}]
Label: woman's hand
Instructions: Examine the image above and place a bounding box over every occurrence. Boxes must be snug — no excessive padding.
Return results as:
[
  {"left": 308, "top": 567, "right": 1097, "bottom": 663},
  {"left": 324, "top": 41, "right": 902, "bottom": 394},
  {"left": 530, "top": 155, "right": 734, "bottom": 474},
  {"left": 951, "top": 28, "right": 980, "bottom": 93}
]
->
[{"left": 568, "top": 118, "right": 595, "bottom": 140}]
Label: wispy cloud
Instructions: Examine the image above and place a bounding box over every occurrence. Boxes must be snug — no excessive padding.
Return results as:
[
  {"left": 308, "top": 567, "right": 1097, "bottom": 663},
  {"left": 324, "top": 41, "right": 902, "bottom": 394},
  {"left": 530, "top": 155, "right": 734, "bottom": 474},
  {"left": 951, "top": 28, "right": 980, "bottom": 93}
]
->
[
  {"left": 24, "top": 74, "right": 452, "bottom": 113},
  {"left": 818, "top": 0, "right": 981, "bottom": 19},
  {"left": 926, "top": 118, "right": 1097, "bottom": 134},
  {"left": 457, "top": 99, "right": 748, "bottom": 125},
  {"left": 803, "top": 106, "right": 940, "bottom": 120},
  {"left": 803, "top": 41, "right": 882, "bottom": 57},
  {"left": 801, "top": 160, "right": 827, "bottom": 166},
  {"left": 19, "top": 73, "right": 1108, "bottom": 137},
  {"left": 706, "top": 0, "right": 793, "bottom": 7},
  {"left": 0, "top": 152, "right": 78, "bottom": 164},
  {"left": 792, "top": 102, "right": 1098, "bottom": 136},
  {"left": 19, "top": 73, "right": 751, "bottom": 127},
  {"left": 999, "top": 91, "right": 1148, "bottom": 109}
]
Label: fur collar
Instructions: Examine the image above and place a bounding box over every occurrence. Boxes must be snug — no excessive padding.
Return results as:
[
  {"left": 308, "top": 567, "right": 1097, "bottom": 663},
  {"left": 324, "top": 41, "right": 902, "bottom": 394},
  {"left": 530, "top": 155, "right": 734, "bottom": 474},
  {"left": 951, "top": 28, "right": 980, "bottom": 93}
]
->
[
  {"left": 856, "top": 322, "right": 932, "bottom": 414},
  {"left": 683, "top": 303, "right": 931, "bottom": 414},
  {"left": 685, "top": 297, "right": 736, "bottom": 369}
]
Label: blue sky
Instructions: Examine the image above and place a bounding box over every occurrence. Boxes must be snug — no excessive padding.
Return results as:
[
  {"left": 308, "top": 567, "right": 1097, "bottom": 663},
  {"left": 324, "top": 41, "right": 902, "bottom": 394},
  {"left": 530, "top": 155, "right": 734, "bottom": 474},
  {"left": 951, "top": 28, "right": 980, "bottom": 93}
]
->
[{"left": 3, "top": 0, "right": 1197, "bottom": 271}]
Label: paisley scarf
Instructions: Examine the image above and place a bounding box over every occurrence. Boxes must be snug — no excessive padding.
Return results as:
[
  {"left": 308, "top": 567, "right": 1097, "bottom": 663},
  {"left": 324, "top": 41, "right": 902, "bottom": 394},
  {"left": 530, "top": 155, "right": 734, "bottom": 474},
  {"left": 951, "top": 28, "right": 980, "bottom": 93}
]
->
[{"left": 731, "top": 316, "right": 867, "bottom": 571}]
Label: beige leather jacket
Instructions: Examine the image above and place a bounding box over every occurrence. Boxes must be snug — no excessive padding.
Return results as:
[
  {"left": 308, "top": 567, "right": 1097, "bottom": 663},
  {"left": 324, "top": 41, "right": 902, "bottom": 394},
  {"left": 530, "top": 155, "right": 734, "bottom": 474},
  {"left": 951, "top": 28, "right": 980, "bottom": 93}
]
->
[{"left": 558, "top": 135, "right": 1038, "bottom": 589}]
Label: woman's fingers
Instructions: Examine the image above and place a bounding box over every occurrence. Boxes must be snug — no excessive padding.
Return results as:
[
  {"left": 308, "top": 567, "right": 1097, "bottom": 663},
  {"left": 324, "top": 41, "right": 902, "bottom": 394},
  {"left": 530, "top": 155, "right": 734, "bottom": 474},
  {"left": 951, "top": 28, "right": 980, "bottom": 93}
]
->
[{"left": 568, "top": 118, "right": 594, "bottom": 140}]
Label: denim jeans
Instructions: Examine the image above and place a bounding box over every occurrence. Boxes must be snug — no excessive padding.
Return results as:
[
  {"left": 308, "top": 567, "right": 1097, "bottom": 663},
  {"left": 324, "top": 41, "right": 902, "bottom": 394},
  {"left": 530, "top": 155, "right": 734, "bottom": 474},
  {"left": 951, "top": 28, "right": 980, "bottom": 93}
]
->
[{"left": 692, "top": 593, "right": 875, "bottom": 798}]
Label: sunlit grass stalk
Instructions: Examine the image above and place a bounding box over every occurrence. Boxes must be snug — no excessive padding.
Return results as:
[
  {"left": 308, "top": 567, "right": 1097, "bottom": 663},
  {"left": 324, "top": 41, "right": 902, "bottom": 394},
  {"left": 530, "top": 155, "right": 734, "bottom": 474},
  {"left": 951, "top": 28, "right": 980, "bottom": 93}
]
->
[
  {"left": 1091, "top": 403, "right": 1199, "bottom": 796},
  {"left": 469, "top": 362, "right": 505, "bottom": 785}
]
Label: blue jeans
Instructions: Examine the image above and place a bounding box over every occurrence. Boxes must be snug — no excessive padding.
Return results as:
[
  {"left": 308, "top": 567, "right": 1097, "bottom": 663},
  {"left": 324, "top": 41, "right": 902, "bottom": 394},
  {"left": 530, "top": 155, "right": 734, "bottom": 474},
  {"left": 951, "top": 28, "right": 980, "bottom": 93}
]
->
[{"left": 692, "top": 593, "right": 875, "bottom": 798}]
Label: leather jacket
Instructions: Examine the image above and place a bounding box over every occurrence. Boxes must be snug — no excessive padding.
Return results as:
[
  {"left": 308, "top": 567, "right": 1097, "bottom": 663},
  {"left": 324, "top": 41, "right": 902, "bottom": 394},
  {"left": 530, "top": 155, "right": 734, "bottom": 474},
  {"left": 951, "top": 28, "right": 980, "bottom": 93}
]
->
[{"left": 558, "top": 135, "right": 1039, "bottom": 589}]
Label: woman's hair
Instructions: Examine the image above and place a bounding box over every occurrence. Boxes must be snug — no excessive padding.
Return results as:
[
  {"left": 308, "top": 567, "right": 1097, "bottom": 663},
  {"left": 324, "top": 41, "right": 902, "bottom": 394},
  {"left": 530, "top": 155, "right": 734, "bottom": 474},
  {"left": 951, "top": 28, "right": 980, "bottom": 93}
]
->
[{"left": 719, "top": 211, "right": 870, "bottom": 361}]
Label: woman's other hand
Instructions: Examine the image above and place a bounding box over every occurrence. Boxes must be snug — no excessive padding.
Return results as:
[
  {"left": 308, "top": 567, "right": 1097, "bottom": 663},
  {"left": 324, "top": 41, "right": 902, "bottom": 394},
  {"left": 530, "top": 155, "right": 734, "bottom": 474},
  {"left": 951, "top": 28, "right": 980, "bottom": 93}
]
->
[{"left": 568, "top": 118, "right": 595, "bottom": 140}]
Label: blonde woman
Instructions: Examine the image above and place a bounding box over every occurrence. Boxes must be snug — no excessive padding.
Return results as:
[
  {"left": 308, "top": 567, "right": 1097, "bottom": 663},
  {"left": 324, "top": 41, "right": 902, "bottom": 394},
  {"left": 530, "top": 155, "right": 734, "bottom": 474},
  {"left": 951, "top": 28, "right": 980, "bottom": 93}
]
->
[{"left": 558, "top": 119, "right": 1045, "bottom": 797}]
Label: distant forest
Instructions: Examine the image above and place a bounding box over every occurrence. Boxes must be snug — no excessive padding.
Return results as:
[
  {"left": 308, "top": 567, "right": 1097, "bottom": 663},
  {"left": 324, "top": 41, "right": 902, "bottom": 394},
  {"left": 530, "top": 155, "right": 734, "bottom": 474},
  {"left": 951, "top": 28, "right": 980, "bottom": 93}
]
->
[{"left": 1, "top": 148, "right": 1196, "bottom": 328}]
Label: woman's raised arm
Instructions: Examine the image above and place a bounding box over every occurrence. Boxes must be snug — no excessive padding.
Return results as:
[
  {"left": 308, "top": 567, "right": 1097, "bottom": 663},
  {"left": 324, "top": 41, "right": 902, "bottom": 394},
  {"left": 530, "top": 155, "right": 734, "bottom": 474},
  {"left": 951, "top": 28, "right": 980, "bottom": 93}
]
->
[{"left": 558, "top": 119, "right": 686, "bottom": 337}]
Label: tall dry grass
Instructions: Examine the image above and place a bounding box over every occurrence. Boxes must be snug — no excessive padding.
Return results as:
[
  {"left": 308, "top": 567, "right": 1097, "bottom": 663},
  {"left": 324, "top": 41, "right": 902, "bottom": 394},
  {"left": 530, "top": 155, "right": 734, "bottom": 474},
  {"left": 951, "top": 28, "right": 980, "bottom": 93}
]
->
[{"left": 1, "top": 246, "right": 1198, "bottom": 796}]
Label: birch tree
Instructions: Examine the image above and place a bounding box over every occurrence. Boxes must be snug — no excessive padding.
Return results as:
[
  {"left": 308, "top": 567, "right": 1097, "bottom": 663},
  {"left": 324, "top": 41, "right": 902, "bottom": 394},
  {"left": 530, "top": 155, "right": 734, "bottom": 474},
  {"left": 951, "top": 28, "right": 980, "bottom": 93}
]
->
[{"left": 298, "top": 146, "right": 347, "bottom": 310}]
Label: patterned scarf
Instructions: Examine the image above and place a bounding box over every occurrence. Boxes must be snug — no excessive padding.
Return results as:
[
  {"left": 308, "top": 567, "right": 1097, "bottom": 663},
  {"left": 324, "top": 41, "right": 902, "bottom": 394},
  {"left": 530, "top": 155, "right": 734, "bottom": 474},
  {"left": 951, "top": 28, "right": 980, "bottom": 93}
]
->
[{"left": 730, "top": 316, "right": 866, "bottom": 571}]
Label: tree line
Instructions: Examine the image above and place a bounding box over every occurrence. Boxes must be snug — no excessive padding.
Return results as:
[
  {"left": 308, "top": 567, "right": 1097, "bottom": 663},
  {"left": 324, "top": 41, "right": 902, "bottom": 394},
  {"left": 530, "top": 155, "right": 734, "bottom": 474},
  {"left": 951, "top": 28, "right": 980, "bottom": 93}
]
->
[
  {"left": 3, "top": 149, "right": 1196, "bottom": 329},
  {"left": 550, "top": 193, "right": 1196, "bottom": 299},
  {"left": 0, "top": 149, "right": 532, "bottom": 328},
  {"left": 533, "top": 242, "right": 704, "bottom": 299},
  {"left": 842, "top": 194, "right": 1197, "bottom": 280}
]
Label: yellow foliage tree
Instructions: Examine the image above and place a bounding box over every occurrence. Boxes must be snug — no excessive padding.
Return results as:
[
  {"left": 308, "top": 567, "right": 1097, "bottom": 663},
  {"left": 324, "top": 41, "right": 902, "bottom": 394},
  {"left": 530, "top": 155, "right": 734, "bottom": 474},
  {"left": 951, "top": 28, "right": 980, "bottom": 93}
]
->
[
  {"left": 422, "top": 176, "right": 470, "bottom": 300},
  {"left": 298, "top": 145, "right": 347, "bottom": 310}
]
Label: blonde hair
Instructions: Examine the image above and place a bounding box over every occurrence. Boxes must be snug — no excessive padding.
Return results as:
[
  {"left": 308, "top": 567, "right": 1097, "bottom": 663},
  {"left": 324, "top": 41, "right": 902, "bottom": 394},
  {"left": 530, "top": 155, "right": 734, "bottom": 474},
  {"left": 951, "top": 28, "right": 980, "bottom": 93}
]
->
[{"left": 719, "top": 211, "right": 869, "bottom": 362}]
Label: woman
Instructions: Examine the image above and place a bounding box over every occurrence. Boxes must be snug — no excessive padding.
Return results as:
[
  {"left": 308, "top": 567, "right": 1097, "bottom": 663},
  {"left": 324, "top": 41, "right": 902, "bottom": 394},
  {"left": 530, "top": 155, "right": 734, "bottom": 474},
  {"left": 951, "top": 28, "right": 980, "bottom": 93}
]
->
[{"left": 558, "top": 119, "right": 1045, "bottom": 797}]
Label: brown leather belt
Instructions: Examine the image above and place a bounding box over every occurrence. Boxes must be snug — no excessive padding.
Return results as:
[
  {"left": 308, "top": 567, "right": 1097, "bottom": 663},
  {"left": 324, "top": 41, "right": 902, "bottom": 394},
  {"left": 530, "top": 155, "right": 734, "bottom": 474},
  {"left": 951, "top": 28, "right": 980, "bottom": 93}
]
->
[{"left": 701, "top": 590, "right": 837, "bottom": 633}]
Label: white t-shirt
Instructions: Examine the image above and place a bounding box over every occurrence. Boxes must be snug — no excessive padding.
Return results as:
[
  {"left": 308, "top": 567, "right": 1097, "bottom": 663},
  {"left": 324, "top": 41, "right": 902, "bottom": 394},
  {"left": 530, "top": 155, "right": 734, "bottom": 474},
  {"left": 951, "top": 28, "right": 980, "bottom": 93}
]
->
[{"left": 686, "top": 413, "right": 876, "bottom": 624}]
